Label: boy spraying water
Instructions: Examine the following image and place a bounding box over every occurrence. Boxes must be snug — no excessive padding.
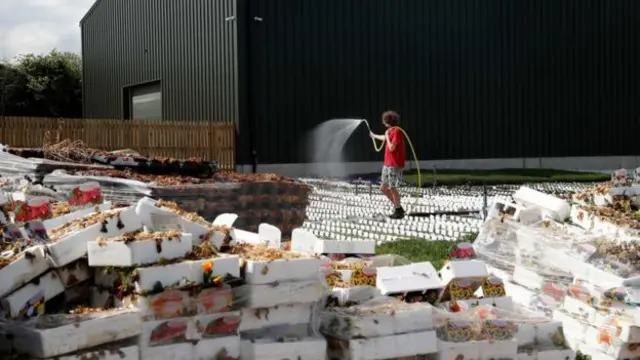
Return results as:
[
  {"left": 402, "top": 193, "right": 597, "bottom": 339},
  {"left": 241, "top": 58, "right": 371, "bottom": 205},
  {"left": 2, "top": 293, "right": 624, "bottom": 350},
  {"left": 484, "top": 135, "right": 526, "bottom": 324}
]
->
[{"left": 369, "top": 110, "right": 406, "bottom": 219}]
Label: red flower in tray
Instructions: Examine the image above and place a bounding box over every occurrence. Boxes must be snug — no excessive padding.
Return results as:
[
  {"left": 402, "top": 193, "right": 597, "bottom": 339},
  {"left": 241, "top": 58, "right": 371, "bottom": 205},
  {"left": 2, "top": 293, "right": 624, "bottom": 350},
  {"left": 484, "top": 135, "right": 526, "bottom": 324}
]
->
[
  {"left": 13, "top": 200, "right": 51, "bottom": 222},
  {"left": 68, "top": 183, "right": 103, "bottom": 206},
  {"left": 450, "top": 243, "right": 476, "bottom": 260}
]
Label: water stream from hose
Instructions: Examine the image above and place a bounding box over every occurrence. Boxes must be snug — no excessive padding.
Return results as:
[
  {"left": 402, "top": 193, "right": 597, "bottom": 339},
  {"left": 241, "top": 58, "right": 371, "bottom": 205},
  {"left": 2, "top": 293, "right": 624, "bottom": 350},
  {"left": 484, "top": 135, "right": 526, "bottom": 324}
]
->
[{"left": 305, "top": 118, "right": 366, "bottom": 178}]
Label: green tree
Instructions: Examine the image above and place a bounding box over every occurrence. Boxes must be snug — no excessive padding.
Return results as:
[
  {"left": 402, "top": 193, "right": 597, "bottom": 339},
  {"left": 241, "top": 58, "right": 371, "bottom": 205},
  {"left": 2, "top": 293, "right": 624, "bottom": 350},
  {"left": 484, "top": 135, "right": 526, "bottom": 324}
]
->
[
  {"left": 0, "top": 60, "right": 36, "bottom": 116},
  {"left": 13, "top": 50, "right": 82, "bottom": 118}
]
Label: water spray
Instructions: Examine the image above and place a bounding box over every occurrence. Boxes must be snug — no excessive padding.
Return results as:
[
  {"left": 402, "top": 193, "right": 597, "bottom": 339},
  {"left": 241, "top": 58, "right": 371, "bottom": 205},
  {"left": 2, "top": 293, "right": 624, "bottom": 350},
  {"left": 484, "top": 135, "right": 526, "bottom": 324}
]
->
[{"left": 360, "top": 119, "right": 422, "bottom": 212}]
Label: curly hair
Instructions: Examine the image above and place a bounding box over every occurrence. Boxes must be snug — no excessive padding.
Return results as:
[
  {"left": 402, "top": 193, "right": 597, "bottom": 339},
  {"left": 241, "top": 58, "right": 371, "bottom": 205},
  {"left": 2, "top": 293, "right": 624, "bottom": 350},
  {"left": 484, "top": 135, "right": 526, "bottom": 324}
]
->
[{"left": 382, "top": 110, "right": 400, "bottom": 126}]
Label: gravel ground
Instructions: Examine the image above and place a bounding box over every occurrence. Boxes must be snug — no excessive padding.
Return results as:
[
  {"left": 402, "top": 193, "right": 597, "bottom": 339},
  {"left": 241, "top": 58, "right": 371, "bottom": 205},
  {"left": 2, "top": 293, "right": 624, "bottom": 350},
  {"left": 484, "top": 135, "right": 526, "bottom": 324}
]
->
[{"left": 299, "top": 178, "right": 596, "bottom": 243}]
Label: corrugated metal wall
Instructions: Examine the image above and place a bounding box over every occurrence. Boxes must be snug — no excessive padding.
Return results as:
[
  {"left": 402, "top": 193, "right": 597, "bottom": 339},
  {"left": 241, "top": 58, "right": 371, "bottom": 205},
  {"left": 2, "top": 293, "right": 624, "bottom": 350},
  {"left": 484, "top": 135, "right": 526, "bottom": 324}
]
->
[
  {"left": 248, "top": 0, "right": 640, "bottom": 164},
  {"left": 81, "top": 0, "right": 239, "bottom": 124},
  {"left": 82, "top": 0, "right": 640, "bottom": 165}
]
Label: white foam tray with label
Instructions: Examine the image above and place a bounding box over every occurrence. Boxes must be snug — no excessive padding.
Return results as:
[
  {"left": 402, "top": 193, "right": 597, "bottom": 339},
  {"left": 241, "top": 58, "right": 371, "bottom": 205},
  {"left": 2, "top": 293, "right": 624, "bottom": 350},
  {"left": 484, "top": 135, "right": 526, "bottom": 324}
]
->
[{"left": 1, "top": 270, "right": 65, "bottom": 319}]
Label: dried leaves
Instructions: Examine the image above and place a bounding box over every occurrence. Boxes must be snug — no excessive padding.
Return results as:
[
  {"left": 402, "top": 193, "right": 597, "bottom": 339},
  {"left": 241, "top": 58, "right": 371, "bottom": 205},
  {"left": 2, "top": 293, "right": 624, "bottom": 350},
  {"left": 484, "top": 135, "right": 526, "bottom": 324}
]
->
[
  {"left": 49, "top": 210, "right": 122, "bottom": 242},
  {"left": 229, "top": 243, "right": 312, "bottom": 261},
  {"left": 582, "top": 197, "right": 640, "bottom": 229},
  {"left": 71, "top": 169, "right": 297, "bottom": 186}
]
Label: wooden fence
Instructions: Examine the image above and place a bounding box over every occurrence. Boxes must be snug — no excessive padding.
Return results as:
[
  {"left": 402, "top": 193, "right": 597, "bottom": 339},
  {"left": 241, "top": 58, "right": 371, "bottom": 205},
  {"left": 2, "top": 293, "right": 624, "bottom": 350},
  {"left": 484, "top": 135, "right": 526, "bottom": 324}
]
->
[{"left": 0, "top": 117, "right": 236, "bottom": 170}]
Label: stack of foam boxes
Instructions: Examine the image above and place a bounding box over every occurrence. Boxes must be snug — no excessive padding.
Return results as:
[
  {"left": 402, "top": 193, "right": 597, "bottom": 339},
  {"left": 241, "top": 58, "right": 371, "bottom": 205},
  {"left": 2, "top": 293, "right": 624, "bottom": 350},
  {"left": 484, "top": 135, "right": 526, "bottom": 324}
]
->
[
  {"left": 554, "top": 281, "right": 640, "bottom": 360},
  {"left": 0, "top": 200, "right": 144, "bottom": 359},
  {"left": 135, "top": 196, "right": 329, "bottom": 359},
  {"left": 88, "top": 200, "right": 244, "bottom": 360},
  {"left": 238, "top": 238, "right": 327, "bottom": 360},
  {"left": 0, "top": 202, "right": 135, "bottom": 320},
  {"left": 320, "top": 250, "right": 438, "bottom": 357},
  {"left": 321, "top": 285, "right": 438, "bottom": 359},
  {"left": 516, "top": 320, "right": 574, "bottom": 360},
  {"left": 508, "top": 219, "right": 575, "bottom": 318},
  {"left": 437, "top": 258, "right": 520, "bottom": 360}
]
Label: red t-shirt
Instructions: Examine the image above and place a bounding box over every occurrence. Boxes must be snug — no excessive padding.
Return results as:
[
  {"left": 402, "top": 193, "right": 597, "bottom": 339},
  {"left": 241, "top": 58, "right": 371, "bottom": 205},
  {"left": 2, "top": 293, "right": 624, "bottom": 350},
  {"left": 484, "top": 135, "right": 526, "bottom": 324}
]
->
[{"left": 383, "top": 127, "right": 406, "bottom": 168}]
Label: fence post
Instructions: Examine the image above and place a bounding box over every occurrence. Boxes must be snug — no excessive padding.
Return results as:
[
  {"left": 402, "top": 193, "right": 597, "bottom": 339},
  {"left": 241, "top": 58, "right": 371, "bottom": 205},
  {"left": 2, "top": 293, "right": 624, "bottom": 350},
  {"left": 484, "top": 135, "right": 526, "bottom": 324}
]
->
[
  {"left": 482, "top": 182, "right": 488, "bottom": 220},
  {"left": 209, "top": 123, "right": 217, "bottom": 162}
]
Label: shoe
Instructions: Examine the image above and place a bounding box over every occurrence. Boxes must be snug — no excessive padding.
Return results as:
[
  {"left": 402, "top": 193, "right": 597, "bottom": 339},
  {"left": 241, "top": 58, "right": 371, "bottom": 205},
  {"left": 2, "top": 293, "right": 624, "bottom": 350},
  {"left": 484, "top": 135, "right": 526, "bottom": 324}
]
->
[{"left": 389, "top": 207, "right": 405, "bottom": 219}]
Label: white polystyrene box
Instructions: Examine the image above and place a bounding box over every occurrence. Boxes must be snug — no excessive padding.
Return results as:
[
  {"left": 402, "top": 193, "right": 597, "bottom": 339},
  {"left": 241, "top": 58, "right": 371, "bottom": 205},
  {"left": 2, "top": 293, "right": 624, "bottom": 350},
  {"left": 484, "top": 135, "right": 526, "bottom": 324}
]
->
[
  {"left": 438, "top": 340, "right": 481, "bottom": 360},
  {"left": 1, "top": 270, "right": 65, "bottom": 318},
  {"left": 239, "top": 304, "right": 314, "bottom": 332},
  {"left": 438, "top": 259, "right": 489, "bottom": 301},
  {"left": 243, "top": 256, "right": 322, "bottom": 284},
  {"left": 42, "top": 202, "right": 112, "bottom": 230},
  {"left": 512, "top": 265, "right": 545, "bottom": 290},
  {"left": 487, "top": 200, "right": 526, "bottom": 222},
  {"left": 0, "top": 245, "right": 50, "bottom": 298},
  {"left": 514, "top": 186, "right": 571, "bottom": 222},
  {"left": 139, "top": 343, "right": 192, "bottom": 360},
  {"left": 47, "top": 207, "right": 143, "bottom": 267},
  {"left": 135, "top": 197, "right": 210, "bottom": 243},
  {"left": 349, "top": 330, "right": 438, "bottom": 359},
  {"left": 321, "top": 301, "right": 434, "bottom": 339},
  {"left": 240, "top": 337, "right": 326, "bottom": 360},
  {"left": 135, "top": 254, "right": 240, "bottom": 292},
  {"left": 56, "top": 260, "right": 91, "bottom": 288},
  {"left": 479, "top": 339, "right": 518, "bottom": 360},
  {"left": 290, "top": 228, "right": 318, "bottom": 254},
  {"left": 10, "top": 308, "right": 141, "bottom": 358},
  {"left": 330, "top": 286, "right": 382, "bottom": 306},
  {"left": 233, "top": 223, "right": 281, "bottom": 249},
  {"left": 193, "top": 336, "right": 240, "bottom": 360},
  {"left": 376, "top": 261, "right": 443, "bottom": 295},
  {"left": 440, "top": 296, "right": 513, "bottom": 312},
  {"left": 241, "top": 280, "right": 324, "bottom": 308},
  {"left": 291, "top": 229, "right": 375, "bottom": 255},
  {"left": 55, "top": 344, "right": 139, "bottom": 360},
  {"left": 439, "top": 259, "right": 489, "bottom": 283},
  {"left": 87, "top": 233, "right": 193, "bottom": 267}
]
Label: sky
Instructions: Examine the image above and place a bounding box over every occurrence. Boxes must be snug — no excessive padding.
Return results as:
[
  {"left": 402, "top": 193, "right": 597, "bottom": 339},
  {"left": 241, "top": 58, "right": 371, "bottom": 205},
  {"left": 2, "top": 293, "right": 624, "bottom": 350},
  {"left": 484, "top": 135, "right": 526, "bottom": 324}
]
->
[{"left": 0, "top": 0, "right": 95, "bottom": 61}]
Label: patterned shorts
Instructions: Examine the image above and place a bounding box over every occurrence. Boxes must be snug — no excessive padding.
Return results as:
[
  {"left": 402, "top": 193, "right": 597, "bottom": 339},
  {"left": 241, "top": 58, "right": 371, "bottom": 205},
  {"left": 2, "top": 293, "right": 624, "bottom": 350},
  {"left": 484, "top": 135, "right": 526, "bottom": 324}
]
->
[{"left": 381, "top": 166, "right": 403, "bottom": 189}]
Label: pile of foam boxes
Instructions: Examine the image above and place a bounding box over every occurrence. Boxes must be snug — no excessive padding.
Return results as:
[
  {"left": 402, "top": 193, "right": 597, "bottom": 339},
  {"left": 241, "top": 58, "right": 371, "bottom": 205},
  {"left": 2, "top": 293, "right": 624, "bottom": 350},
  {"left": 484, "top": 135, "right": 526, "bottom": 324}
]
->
[
  {"left": 0, "top": 194, "right": 328, "bottom": 359},
  {"left": 0, "top": 184, "right": 577, "bottom": 360},
  {"left": 476, "top": 182, "right": 640, "bottom": 360}
]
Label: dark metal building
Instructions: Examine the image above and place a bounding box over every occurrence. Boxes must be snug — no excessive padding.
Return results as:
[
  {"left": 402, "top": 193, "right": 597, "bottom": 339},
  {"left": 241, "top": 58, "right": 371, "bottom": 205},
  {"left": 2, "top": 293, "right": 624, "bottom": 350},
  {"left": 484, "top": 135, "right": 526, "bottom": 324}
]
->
[{"left": 81, "top": 0, "right": 640, "bottom": 166}]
